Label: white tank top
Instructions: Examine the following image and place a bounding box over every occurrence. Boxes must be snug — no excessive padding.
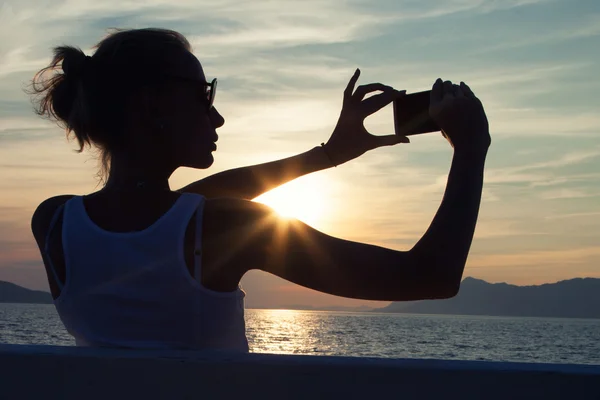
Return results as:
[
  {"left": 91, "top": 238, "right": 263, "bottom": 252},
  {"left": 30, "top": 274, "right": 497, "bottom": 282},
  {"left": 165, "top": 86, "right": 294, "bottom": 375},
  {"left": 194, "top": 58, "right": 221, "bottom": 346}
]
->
[{"left": 48, "top": 193, "right": 248, "bottom": 352}]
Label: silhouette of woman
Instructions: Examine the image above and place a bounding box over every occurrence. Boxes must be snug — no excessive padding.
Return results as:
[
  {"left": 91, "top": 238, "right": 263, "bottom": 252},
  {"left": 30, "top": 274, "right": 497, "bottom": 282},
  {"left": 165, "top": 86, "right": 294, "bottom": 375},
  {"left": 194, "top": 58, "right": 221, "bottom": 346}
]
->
[{"left": 30, "top": 28, "right": 490, "bottom": 350}]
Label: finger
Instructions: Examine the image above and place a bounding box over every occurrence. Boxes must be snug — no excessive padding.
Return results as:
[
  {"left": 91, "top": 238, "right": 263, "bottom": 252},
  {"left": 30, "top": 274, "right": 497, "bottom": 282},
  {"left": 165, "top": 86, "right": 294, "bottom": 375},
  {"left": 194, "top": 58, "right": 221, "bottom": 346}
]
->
[
  {"left": 353, "top": 83, "right": 393, "bottom": 102},
  {"left": 455, "top": 85, "right": 465, "bottom": 98},
  {"left": 443, "top": 80, "right": 454, "bottom": 97},
  {"left": 431, "top": 78, "right": 443, "bottom": 104},
  {"left": 373, "top": 134, "right": 410, "bottom": 147},
  {"left": 460, "top": 81, "right": 475, "bottom": 99},
  {"left": 361, "top": 89, "right": 405, "bottom": 116},
  {"left": 343, "top": 69, "right": 361, "bottom": 103},
  {"left": 398, "top": 135, "right": 410, "bottom": 143}
]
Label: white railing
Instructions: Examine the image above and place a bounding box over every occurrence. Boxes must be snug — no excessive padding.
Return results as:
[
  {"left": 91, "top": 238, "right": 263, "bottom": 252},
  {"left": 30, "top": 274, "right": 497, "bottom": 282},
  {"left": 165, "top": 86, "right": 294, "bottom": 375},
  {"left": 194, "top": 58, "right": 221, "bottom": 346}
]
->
[{"left": 0, "top": 344, "right": 598, "bottom": 399}]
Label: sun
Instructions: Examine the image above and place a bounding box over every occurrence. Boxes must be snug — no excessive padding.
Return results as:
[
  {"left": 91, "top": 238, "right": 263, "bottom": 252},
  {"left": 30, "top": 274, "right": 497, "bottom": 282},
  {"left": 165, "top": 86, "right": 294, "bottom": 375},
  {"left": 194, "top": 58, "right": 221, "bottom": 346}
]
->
[{"left": 254, "top": 175, "right": 330, "bottom": 227}]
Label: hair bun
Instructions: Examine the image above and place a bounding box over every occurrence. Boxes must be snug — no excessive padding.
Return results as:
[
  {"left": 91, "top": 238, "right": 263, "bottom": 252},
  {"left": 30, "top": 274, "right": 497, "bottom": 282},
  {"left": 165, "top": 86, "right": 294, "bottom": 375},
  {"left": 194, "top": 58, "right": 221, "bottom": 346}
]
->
[{"left": 61, "top": 48, "right": 91, "bottom": 78}]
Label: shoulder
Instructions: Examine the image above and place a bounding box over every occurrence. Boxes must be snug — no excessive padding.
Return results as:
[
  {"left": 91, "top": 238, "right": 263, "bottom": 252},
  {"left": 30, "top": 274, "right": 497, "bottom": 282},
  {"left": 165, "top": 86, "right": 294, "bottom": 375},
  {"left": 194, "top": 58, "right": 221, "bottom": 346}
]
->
[
  {"left": 202, "top": 197, "right": 282, "bottom": 238},
  {"left": 201, "top": 197, "right": 336, "bottom": 270},
  {"left": 204, "top": 197, "right": 278, "bottom": 221},
  {"left": 31, "top": 195, "right": 76, "bottom": 243},
  {"left": 201, "top": 197, "right": 289, "bottom": 271}
]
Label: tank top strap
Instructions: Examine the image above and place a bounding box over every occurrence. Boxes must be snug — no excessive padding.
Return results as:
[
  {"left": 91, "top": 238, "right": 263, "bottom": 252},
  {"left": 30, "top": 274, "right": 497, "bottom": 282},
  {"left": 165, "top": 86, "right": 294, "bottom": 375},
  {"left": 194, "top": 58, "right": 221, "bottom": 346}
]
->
[
  {"left": 193, "top": 194, "right": 207, "bottom": 280},
  {"left": 169, "top": 193, "right": 205, "bottom": 235},
  {"left": 44, "top": 203, "right": 66, "bottom": 290}
]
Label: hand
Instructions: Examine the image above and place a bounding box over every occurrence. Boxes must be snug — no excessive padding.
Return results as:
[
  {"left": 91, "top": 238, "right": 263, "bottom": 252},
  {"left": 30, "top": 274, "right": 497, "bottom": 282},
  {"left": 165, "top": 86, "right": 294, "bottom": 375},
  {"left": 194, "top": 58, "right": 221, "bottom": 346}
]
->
[
  {"left": 323, "top": 69, "right": 410, "bottom": 166},
  {"left": 430, "top": 79, "right": 491, "bottom": 154}
]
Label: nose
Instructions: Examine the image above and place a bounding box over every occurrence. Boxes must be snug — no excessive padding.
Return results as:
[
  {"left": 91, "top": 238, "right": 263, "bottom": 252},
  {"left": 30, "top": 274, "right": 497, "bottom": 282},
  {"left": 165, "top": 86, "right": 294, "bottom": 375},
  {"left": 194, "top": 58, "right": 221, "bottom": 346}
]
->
[{"left": 210, "top": 107, "right": 225, "bottom": 129}]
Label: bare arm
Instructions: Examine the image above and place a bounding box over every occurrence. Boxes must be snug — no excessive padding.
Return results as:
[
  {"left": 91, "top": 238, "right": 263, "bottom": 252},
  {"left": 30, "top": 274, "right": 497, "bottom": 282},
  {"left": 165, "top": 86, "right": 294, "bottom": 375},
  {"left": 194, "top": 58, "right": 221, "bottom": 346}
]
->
[
  {"left": 178, "top": 69, "right": 409, "bottom": 200},
  {"left": 204, "top": 150, "right": 484, "bottom": 301},
  {"left": 409, "top": 149, "right": 486, "bottom": 292},
  {"left": 177, "top": 146, "right": 333, "bottom": 200},
  {"left": 203, "top": 78, "right": 490, "bottom": 302}
]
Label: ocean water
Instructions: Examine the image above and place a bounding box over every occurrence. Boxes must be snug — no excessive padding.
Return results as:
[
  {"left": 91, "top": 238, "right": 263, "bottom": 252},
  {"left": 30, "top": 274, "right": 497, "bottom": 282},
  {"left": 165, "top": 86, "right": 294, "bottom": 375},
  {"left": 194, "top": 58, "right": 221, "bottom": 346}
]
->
[{"left": 1, "top": 303, "right": 599, "bottom": 365}]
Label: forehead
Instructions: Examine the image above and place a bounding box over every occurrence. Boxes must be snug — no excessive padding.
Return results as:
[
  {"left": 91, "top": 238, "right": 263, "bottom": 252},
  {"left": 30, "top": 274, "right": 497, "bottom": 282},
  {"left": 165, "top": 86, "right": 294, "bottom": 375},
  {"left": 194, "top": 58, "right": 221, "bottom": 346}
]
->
[{"left": 170, "top": 51, "right": 207, "bottom": 83}]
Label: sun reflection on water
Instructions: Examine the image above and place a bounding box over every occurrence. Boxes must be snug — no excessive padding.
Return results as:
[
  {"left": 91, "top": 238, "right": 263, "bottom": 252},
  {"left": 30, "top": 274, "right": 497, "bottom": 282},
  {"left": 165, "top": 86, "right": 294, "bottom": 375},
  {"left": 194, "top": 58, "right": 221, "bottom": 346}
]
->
[
  {"left": 247, "top": 310, "right": 318, "bottom": 354},
  {"left": 246, "top": 309, "right": 329, "bottom": 355}
]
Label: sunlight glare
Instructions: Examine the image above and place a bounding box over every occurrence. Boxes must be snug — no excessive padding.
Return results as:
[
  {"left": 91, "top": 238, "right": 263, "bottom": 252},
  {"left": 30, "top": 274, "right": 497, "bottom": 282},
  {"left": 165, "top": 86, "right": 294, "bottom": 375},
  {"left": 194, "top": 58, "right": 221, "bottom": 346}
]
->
[{"left": 254, "top": 175, "right": 331, "bottom": 227}]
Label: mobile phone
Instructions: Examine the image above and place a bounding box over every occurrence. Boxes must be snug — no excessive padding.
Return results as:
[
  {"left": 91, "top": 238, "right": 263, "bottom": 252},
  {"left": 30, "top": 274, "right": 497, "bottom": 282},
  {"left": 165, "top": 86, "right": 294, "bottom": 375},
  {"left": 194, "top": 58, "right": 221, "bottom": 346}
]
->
[{"left": 393, "top": 90, "right": 440, "bottom": 136}]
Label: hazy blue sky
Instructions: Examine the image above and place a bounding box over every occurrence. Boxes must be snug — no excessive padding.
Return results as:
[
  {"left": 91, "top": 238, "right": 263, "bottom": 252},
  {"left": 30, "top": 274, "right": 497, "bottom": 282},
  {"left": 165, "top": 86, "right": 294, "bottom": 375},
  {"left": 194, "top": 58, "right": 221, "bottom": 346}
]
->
[{"left": 0, "top": 0, "right": 599, "bottom": 308}]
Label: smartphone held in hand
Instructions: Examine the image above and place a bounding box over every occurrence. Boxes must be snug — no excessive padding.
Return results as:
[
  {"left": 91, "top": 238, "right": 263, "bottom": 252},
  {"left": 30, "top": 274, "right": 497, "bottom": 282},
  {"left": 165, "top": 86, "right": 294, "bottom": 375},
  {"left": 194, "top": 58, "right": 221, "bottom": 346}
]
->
[{"left": 394, "top": 90, "right": 440, "bottom": 136}]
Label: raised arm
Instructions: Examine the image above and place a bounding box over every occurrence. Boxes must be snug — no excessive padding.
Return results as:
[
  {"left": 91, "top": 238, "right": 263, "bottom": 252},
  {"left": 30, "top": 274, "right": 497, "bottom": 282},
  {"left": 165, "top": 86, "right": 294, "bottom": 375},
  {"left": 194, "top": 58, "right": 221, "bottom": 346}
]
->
[
  {"left": 177, "top": 146, "right": 334, "bottom": 200},
  {"left": 177, "top": 69, "right": 409, "bottom": 200},
  {"left": 202, "top": 78, "right": 490, "bottom": 301}
]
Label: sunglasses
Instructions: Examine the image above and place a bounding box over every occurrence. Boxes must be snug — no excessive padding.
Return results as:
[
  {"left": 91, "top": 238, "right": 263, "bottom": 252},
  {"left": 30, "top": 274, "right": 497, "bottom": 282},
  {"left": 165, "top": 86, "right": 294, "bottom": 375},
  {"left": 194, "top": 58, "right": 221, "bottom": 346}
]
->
[
  {"left": 166, "top": 75, "right": 217, "bottom": 111},
  {"left": 204, "top": 78, "right": 217, "bottom": 111}
]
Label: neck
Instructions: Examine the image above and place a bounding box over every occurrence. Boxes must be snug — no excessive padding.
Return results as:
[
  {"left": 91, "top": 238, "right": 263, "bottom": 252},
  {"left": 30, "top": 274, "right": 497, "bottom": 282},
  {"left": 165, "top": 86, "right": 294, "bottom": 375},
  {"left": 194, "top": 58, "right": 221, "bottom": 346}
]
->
[{"left": 103, "top": 154, "right": 174, "bottom": 192}]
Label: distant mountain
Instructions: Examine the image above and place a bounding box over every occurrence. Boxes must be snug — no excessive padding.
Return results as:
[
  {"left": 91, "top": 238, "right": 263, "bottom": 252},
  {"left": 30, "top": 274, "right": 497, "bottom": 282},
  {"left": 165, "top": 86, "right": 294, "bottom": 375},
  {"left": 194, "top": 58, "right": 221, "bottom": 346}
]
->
[
  {"left": 4, "top": 277, "right": 600, "bottom": 318},
  {"left": 0, "top": 281, "right": 53, "bottom": 304},
  {"left": 375, "top": 277, "right": 600, "bottom": 319}
]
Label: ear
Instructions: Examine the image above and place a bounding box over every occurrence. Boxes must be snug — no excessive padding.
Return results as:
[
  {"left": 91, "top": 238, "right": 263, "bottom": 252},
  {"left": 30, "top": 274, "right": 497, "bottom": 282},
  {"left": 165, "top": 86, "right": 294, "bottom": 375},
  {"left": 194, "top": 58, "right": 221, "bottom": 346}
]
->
[{"left": 130, "top": 86, "right": 163, "bottom": 123}]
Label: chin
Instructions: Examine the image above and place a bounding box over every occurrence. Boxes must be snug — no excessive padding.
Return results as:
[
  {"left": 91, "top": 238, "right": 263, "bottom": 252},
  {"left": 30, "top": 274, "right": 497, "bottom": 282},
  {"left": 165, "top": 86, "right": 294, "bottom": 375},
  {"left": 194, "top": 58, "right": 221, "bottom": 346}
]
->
[{"left": 184, "top": 154, "right": 214, "bottom": 169}]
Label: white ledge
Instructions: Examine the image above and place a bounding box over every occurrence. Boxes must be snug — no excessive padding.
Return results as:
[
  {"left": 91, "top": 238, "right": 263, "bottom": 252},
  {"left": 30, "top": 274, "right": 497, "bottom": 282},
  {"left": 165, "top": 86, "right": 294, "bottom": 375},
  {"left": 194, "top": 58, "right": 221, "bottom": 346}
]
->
[{"left": 1, "top": 344, "right": 599, "bottom": 399}]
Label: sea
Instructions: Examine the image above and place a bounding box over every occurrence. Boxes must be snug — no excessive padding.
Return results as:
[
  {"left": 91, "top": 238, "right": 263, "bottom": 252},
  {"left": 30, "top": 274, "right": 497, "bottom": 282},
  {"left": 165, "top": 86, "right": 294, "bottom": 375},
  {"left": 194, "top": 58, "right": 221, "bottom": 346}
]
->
[{"left": 1, "top": 303, "right": 599, "bottom": 365}]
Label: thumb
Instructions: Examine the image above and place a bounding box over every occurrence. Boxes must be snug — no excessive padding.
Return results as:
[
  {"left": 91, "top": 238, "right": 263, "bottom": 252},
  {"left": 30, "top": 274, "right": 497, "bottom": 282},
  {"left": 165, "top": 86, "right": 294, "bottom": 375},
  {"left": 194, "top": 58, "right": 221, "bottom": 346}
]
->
[{"left": 373, "top": 134, "right": 410, "bottom": 147}]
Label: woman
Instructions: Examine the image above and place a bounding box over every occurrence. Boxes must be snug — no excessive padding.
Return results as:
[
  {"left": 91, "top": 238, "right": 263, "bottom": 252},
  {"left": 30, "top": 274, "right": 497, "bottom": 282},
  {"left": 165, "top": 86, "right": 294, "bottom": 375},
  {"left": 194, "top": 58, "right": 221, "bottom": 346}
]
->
[{"left": 30, "top": 28, "right": 490, "bottom": 351}]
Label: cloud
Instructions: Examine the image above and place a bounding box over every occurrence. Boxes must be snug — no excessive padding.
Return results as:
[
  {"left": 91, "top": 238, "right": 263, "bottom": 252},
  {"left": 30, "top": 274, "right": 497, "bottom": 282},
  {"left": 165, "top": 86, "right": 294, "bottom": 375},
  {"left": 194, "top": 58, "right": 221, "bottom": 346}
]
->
[
  {"left": 522, "top": 149, "right": 600, "bottom": 170},
  {"left": 474, "top": 218, "right": 549, "bottom": 239},
  {"left": 479, "top": 14, "right": 600, "bottom": 52},
  {"left": 189, "top": 16, "right": 380, "bottom": 54},
  {"left": 531, "top": 173, "right": 600, "bottom": 188},
  {"left": 0, "top": 0, "right": 558, "bottom": 76},
  {"left": 485, "top": 149, "right": 600, "bottom": 186},
  {"left": 468, "top": 246, "right": 600, "bottom": 269},
  {"left": 220, "top": 97, "right": 340, "bottom": 138},
  {"left": 0, "top": 48, "right": 49, "bottom": 78},
  {"left": 168, "top": 0, "right": 556, "bottom": 54},
  {"left": 477, "top": 0, "right": 554, "bottom": 11},
  {"left": 539, "top": 188, "right": 600, "bottom": 200},
  {"left": 1, "top": 0, "right": 392, "bottom": 68},
  {"left": 543, "top": 211, "right": 600, "bottom": 220},
  {"left": 495, "top": 111, "right": 600, "bottom": 136},
  {"left": 0, "top": 117, "right": 55, "bottom": 133},
  {"left": 468, "top": 63, "right": 590, "bottom": 90}
]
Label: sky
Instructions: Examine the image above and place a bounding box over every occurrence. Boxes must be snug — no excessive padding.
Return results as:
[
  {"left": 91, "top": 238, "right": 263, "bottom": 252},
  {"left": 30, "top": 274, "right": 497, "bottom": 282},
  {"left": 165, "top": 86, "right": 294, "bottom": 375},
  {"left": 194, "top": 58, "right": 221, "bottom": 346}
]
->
[{"left": 0, "top": 0, "right": 599, "bottom": 310}]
